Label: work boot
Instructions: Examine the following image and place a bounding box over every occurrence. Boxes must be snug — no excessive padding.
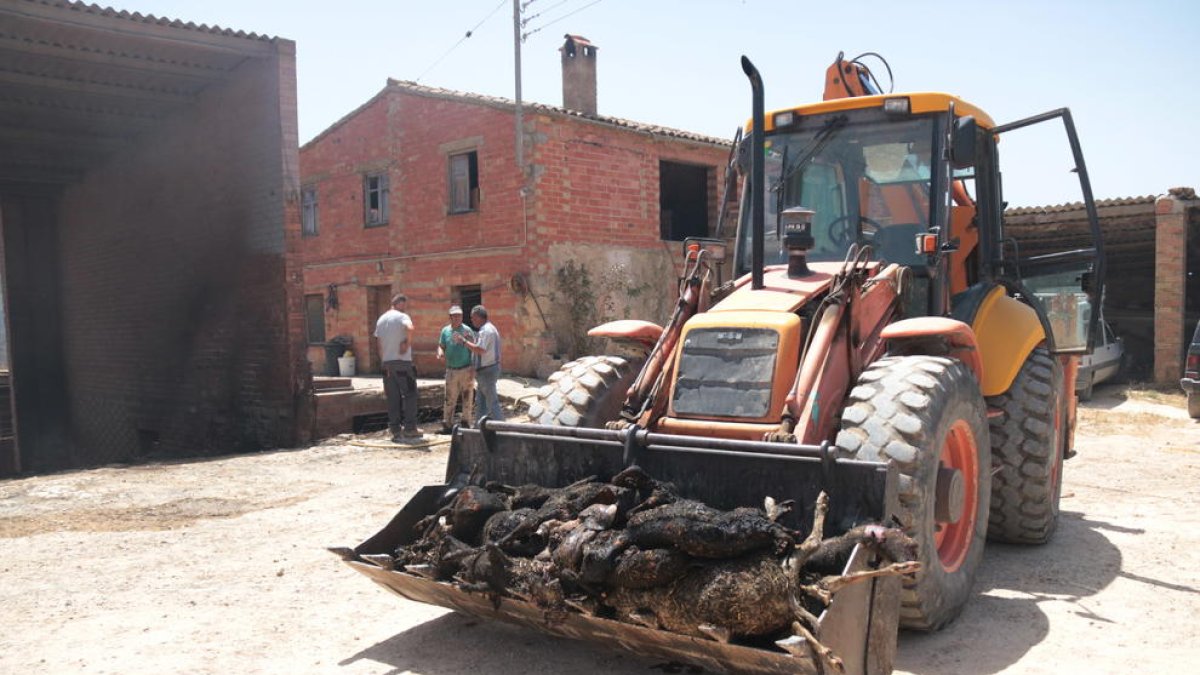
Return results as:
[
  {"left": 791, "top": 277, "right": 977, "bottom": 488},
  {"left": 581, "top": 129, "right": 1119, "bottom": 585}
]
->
[{"left": 402, "top": 429, "right": 422, "bottom": 439}]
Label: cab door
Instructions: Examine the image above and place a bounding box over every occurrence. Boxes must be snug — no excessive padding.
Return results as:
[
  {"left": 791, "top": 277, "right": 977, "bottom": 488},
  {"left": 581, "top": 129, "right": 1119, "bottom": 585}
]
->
[{"left": 992, "top": 109, "right": 1105, "bottom": 353}]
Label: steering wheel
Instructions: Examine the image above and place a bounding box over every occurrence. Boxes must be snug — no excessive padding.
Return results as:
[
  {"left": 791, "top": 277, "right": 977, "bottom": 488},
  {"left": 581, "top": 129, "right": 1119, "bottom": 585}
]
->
[{"left": 825, "top": 214, "right": 885, "bottom": 248}]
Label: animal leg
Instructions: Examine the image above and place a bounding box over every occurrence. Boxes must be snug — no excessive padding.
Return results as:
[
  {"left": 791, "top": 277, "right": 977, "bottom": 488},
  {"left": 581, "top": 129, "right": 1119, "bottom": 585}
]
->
[
  {"left": 819, "top": 561, "right": 922, "bottom": 595},
  {"left": 784, "top": 620, "right": 845, "bottom": 675},
  {"left": 788, "top": 491, "right": 830, "bottom": 580}
]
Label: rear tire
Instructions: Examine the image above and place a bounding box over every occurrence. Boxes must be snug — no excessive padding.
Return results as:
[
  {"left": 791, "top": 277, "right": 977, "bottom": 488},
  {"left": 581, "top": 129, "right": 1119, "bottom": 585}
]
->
[
  {"left": 1078, "top": 372, "right": 1094, "bottom": 402},
  {"left": 986, "top": 348, "right": 1064, "bottom": 545},
  {"left": 526, "top": 355, "right": 642, "bottom": 427},
  {"left": 836, "top": 356, "right": 991, "bottom": 631}
]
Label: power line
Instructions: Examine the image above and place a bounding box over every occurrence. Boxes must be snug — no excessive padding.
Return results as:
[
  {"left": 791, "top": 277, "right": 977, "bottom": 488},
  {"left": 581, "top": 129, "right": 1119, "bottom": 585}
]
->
[
  {"left": 522, "top": 0, "right": 605, "bottom": 41},
  {"left": 520, "top": 0, "right": 571, "bottom": 28},
  {"left": 415, "top": 0, "right": 509, "bottom": 82}
]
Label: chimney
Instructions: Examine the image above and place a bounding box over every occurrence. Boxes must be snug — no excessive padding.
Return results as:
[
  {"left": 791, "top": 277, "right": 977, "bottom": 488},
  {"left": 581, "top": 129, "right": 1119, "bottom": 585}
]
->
[{"left": 560, "top": 34, "right": 597, "bottom": 115}]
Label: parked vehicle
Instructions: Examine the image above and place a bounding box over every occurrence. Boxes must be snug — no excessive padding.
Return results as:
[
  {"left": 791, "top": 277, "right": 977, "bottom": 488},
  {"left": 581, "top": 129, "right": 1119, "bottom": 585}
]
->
[
  {"left": 334, "top": 53, "right": 1105, "bottom": 673},
  {"left": 1077, "top": 316, "right": 1124, "bottom": 400},
  {"left": 1183, "top": 318, "right": 1200, "bottom": 419}
]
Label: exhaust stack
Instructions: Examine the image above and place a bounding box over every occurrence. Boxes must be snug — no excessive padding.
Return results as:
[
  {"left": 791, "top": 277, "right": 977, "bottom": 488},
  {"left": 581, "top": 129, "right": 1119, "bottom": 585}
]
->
[{"left": 741, "top": 56, "right": 765, "bottom": 291}]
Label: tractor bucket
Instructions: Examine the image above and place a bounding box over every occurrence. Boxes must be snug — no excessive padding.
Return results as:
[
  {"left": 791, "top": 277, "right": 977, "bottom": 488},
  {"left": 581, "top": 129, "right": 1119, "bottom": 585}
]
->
[{"left": 332, "top": 420, "right": 901, "bottom": 675}]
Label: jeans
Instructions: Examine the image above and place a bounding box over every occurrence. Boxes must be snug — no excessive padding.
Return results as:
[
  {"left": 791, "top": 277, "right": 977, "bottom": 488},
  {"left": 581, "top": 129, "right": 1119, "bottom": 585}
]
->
[
  {"left": 474, "top": 364, "right": 505, "bottom": 423},
  {"left": 383, "top": 360, "right": 418, "bottom": 434}
]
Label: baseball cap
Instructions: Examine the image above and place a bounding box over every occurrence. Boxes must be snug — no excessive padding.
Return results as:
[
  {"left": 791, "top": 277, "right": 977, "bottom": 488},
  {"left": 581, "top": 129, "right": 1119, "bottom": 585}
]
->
[{"left": 449, "top": 305, "right": 463, "bottom": 315}]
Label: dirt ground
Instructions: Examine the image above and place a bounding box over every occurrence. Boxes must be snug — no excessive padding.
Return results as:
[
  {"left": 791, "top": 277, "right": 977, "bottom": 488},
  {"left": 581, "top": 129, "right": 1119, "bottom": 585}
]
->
[{"left": 1, "top": 382, "right": 1197, "bottom": 675}]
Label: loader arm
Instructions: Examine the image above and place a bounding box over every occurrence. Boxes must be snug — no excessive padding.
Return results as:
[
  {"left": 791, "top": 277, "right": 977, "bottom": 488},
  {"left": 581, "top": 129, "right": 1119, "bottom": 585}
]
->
[{"left": 781, "top": 257, "right": 902, "bottom": 444}]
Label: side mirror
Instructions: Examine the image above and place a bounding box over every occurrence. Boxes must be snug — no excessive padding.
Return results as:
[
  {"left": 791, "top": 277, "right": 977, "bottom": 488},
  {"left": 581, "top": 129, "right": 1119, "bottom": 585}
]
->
[
  {"left": 735, "top": 135, "right": 752, "bottom": 174},
  {"left": 951, "top": 116, "right": 977, "bottom": 169}
]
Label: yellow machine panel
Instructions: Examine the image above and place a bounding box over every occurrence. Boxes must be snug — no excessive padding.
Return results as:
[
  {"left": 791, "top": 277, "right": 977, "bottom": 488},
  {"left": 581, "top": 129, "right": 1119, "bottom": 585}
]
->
[
  {"left": 973, "top": 287, "right": 1046, "bottom": 396},
  {"left": 667, "top": 310, "right": 803, "bottom": 425},
  {"left": 754, "top": 92, "right": 997, "bottom": 132}
]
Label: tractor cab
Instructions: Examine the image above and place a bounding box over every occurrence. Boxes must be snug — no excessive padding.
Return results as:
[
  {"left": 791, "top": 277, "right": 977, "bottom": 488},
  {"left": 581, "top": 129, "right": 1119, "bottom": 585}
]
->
[{"left": 732, "top": 92, "right": 1106, "bottom": 356}]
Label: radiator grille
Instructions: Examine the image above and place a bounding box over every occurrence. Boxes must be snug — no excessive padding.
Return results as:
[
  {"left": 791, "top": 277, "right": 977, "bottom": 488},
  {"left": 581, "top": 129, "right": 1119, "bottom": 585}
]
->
[{"left": 671, "top": 328, "right": 778, "bottom": 419}]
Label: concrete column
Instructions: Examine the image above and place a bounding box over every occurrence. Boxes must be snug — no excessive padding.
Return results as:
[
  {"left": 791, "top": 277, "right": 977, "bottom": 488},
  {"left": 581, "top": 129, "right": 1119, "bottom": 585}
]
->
[{"left": 1153, "top": 187, "right": 1193, "bottom": 383}]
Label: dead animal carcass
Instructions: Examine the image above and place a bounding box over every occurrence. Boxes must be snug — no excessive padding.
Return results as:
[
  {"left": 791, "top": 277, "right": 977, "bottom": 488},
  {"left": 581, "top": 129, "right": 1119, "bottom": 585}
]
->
[{"left": 333, "top": 423, "right": 912, "bottom": 675}]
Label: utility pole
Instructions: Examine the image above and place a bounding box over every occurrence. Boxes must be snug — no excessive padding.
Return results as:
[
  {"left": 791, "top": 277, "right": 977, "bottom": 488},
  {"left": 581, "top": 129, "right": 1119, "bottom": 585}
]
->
[{"left": 512, "top": 0, "right": 523, "bottom": 172}]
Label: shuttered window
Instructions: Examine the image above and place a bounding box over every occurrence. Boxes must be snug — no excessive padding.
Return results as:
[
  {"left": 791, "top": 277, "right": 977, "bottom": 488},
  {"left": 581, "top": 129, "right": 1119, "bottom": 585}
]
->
[{"left": 449, "top": 151, "right": 479, "bottom": 214}]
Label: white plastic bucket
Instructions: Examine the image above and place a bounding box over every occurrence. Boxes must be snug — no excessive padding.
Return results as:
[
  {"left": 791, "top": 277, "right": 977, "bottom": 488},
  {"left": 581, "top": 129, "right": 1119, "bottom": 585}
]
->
[{"left": 337, "top": 355, "right": 356, "bottom": 377}]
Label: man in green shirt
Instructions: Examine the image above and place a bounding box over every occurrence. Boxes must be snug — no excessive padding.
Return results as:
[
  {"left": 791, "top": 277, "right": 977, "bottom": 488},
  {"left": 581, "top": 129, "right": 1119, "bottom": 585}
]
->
[{"left": 436, "top": 305, "right": 476, "bottom": 433}]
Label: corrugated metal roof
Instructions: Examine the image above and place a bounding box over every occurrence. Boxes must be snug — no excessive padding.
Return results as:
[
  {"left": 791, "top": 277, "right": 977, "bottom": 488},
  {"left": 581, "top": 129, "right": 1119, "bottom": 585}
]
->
[{"left": 29, "top": 0, "right": 275, "bottom": 41}]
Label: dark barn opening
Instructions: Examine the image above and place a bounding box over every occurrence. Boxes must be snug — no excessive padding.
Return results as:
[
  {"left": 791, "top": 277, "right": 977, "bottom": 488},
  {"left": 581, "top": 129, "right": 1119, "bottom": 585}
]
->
[
  {"left": 659, "top": 160, "right": 710, "bottom": 241},
  {"left": 0, "top": 3, "right": 308, "bottom": 475}
]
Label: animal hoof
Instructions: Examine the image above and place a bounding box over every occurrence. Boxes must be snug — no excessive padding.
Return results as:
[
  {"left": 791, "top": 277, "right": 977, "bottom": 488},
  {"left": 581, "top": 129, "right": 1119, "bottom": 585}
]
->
[
  {"left": 627, "top": 609, "right": 659, "bottom": 629},
  {"left": 564, "top": 597, "right": 597, "bottom": 615},
  {"left": 775, "top": 634, "right": 809, "bottom": 656},
  {"left": 697, "top": 623, "right": 731, "bottom": 643}
]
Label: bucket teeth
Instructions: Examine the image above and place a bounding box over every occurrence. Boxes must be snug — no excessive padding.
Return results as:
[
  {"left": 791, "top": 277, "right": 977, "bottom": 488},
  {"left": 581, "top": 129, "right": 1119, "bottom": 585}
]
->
[
  {"left": 327, "top": 546, "right": 357, "bottom": 561},
  {"left": 361, "top": 554, "right": 395, "bottom": 570}
]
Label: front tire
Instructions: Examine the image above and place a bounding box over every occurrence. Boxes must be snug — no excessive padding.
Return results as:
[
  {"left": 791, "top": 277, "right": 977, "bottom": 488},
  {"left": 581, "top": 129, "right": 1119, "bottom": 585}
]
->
[
  {"left": 527, "top": 355, "right": 642, "bottom": 427},
  {"left": 986, "top": 348, "right": 1064, "bottom": 544},
  {"left": 836, "top": 356, "right": 991, "bottom": 631}
]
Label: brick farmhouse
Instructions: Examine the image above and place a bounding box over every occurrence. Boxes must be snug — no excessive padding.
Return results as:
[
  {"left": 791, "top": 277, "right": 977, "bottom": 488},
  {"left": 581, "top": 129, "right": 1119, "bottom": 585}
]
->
[{"left": 299, "top": 37, "right": 733, "bottom": 378}]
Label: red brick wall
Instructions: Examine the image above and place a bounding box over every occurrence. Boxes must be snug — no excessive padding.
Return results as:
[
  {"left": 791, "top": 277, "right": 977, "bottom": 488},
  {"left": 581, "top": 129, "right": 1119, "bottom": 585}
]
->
[
  {"left": 299, "top": 86, "right": 730, "bottom": 377},
  {"left": 1154, "top": 193, "right": 1191, "bottom": 383},
  {"left": 50, "top": 43, "right": 304, "bottom": 467},
  {"left": 531, "top": 116, "right": 727, "bottom": 249}
]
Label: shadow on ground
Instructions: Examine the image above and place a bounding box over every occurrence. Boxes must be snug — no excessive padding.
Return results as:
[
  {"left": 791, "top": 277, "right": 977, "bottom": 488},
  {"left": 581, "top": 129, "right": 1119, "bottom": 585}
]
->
[
  {"left": 340, "top": 612, "right": 665, "bottom": 675},
  {"left": 895, "top": 509, "right": 1130, "bottom": 674}
]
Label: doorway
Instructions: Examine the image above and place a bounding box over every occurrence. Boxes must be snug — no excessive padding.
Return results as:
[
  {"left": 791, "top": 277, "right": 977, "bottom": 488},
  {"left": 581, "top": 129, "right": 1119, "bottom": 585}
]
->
[
  {"left": 366, "top": 285, "right": 392, "bottom": 374},
  {"left": 454, "top": 284, "right": 482, "bottom": 319}
]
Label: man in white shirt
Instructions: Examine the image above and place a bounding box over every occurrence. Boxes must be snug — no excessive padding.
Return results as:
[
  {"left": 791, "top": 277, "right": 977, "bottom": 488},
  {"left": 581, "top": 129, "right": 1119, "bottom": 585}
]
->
[
  {"left": 462, "top": 305, "right": 505, "bottom": 423},
  {"left": 374, "top": 293, "right": 419, "bottom": 441}
]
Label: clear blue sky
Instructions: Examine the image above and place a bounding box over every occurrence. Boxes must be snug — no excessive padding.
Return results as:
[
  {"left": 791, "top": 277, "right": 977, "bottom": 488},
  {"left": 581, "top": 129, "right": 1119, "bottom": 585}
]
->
[{"left": 119, "top": 0, "right": 1197, "bottom": 207}]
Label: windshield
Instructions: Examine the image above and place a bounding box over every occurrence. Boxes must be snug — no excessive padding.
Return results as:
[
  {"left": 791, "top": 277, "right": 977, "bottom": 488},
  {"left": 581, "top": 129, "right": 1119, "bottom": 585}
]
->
[{"left": 736, "top": 114, "right": 939, "bottom": 275}]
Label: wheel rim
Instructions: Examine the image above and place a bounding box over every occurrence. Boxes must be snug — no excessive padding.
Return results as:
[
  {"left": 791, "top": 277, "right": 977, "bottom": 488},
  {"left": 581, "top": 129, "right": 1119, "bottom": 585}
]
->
[{"left": 934, "top": 420, "right": 978, "bottom": 573}]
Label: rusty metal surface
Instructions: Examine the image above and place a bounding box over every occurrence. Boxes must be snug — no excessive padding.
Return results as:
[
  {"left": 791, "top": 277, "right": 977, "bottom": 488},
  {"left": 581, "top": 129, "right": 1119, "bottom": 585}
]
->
[
  {"left": 445, "top": 424, "right": 893, "bottom": 535},
  {"left": 337, "top": 426, "right": 903, "bottom": 673},
  {"left": 338, "top": 468, "right": 902, "bottom": 675},
  {"left": 339, "top": 541, "right": 896, "bottom": 675}
]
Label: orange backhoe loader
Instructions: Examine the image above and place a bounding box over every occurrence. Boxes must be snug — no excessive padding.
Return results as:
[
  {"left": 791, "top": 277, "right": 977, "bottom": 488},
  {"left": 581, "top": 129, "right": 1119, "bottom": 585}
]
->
[{"left": 334, "top": 53, "right": 1105, "bottom": 674}]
